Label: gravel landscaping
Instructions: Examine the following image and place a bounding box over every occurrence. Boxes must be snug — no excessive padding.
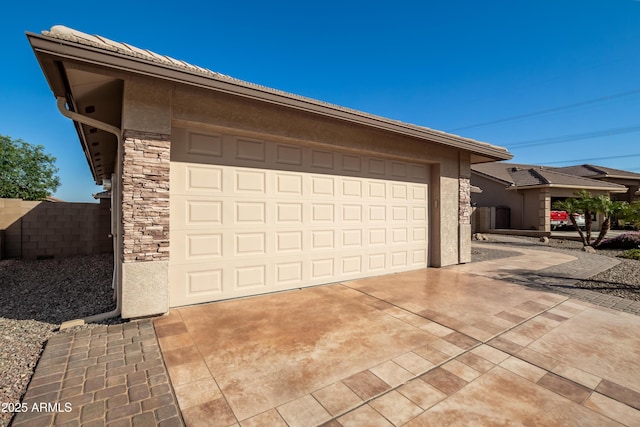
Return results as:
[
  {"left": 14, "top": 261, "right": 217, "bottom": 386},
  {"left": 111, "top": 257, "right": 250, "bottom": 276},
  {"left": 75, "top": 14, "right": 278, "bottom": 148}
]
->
[{"left": 0, "top": 253, "right": 115, "bottom": 427}]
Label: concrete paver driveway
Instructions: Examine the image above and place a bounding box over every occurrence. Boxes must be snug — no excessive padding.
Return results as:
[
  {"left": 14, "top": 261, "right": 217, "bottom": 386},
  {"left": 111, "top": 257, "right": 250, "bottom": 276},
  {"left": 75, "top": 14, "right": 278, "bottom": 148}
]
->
[{"left": 155, "top": 267, "right": 640, "bottom": 426}]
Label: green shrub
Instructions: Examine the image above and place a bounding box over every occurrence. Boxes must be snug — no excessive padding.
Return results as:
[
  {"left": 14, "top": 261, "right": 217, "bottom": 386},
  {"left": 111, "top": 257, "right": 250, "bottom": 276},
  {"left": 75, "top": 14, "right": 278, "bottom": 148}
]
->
[
  {"left": 618, "top": 249, "right": 640, "bottom": 261},
  {"left": 597, "top": 232, "right": 640, "bottom": 249}
]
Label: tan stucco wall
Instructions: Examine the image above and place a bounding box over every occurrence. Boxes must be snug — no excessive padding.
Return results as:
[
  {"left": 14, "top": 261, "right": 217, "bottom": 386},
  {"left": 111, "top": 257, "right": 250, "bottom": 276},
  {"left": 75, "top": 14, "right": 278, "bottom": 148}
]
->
[
  {"left": 471, "top": 174, "right": 525, "bottom": 229},
  {"left": 122, "top": 77, "right": 172, "bottom": 135},
  {"left": 121, "top": 261, "right": 169, "bottom": 319},
  {"left": 522, "top": 190, "right": 541, "bottom": 230}
]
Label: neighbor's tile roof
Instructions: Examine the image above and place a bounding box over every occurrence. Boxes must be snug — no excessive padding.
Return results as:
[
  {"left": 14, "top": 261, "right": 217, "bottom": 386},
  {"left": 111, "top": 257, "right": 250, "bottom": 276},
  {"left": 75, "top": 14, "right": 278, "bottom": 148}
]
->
[
  {"left": 553, "top": 164, "right": 640, "bottom": 180},
  {"left": 472, "top": 162, "right": 628, "bottom": 190}
]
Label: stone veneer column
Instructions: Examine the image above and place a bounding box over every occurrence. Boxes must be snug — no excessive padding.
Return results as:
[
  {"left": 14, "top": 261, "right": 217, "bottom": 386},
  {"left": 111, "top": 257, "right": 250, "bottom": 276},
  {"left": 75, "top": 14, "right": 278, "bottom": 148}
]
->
[
  {"left": 120, "top": 130, "right": 170, "bottom": 318},
  {"left": 458, "top": 177, "right": 472, "bottom": 263},
  {"left": 459, "top": 177, "right": 472, "bottom": 225}
]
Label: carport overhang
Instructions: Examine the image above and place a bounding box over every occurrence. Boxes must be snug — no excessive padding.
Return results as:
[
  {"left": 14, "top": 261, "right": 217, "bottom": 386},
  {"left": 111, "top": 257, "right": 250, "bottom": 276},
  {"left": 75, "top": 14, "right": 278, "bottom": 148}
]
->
[{"left": 27, "top": 26, "right": 512, "bottom": 187}]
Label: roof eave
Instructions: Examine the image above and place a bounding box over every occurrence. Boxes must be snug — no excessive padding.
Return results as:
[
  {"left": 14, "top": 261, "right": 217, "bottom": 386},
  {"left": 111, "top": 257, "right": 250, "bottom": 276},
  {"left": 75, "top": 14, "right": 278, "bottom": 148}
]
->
[
  {"left": 506, "top": 184, "right": 628, "bottom": 193},
  {"left": 27, "top": 31, "right": 512, "bottom": 162}
]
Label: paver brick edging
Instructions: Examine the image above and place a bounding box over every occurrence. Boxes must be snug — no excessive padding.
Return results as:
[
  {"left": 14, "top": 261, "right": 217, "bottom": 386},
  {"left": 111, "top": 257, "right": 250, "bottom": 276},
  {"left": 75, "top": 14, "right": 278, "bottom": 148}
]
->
[{"left": 11, "top": 320, "right": 184, "bottom": 427}]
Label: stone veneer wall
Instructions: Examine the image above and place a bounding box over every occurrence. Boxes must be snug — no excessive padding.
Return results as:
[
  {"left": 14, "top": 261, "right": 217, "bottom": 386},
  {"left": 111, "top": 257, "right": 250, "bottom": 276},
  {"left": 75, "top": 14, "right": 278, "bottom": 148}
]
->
[
  {"left": 121, "top": 131, "right": 170, "bottom": 262},
  {"left": 459, "top": 177, "right": 471, "bottom": 224}
]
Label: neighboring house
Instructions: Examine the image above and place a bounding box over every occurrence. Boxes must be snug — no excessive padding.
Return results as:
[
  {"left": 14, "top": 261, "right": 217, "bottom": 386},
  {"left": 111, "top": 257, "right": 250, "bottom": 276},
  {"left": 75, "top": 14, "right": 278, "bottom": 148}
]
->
[
  {"left": 552, "top": 164, "right": 640, "bottom": 203},
  {"left": 471, "top": 162, "right": 627, "bottom": 232},
  {"left": 28, "top": 26, "right": 512, "bottom": 319}
]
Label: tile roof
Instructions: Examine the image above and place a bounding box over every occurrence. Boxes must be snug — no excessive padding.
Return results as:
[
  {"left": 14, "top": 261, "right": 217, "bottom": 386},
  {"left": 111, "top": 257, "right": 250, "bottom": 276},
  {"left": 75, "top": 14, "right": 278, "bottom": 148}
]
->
[
  {"left": 37, "top": 26, "right": 510, "bottom": 159},
  {"left": 471, "top": 162, "right": 627, "bottom": 191}
]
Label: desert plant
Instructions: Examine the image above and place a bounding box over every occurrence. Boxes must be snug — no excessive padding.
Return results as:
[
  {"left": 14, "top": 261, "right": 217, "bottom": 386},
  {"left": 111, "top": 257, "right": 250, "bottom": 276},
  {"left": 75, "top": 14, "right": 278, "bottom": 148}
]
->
[
  {"left": 619, "top": 201, "right": 640, "bottom": 230},
  {"left": 618, "top": 248, "right": 640, "bottom": 261},
  {"left": 592, "top": 196, "right": 627, "bottom": 247},
  {"left": 597, "top": 232, "right": 640, "bottom": 250}
]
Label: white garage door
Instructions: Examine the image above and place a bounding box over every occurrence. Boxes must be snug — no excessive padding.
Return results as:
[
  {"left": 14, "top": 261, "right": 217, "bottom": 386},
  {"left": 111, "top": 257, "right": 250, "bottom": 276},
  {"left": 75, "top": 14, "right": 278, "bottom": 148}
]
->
[{"left": 169, "top": 129, "right": 430, "bottom": 307}]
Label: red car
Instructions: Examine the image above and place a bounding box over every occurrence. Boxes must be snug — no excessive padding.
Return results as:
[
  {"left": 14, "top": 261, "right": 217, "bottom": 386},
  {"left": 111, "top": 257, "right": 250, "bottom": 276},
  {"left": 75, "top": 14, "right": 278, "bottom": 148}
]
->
[{"left": 551, "top": 210, "right": 585, "bottom": 230}]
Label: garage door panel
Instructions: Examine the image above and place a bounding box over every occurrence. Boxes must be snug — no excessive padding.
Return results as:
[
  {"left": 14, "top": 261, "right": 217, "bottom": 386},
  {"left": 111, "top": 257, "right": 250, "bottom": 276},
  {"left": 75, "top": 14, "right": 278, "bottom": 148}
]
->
[
  {"left": 186, "top": 132, "right": 224, "bottom": 158},
  {"left": 311, "top": 204, "right": 335, "bottom": 223},
  {"left": 412, "top": 185, "right": 427, "bottom": 201},
  {"left": 341, "top": 255, "right": 364, "bottom": 275},
  {"left": 234, "top": 232, "right": 267, "bottom": 256},
  {"left": 275, "top": 173, "right": 303, "bottom": 196},
  {"left": 368, "top": 181, "right": 386, "bottom": 198},
  {"left": 170, "top": 131, "right": 430, "bottom": 307},
  {"left": 392, "top": 228, "right": 408, "bottom": 244},
  {"left": 369, "top": 205, "right": 387, "bottom": 222},
  {"left": 170, "top": 164, "right": 224, "bottom": 194},
  {"left": 341, "top": 179, "right": 363, "bottom": 198},
  {"left": 275, "top": 261, "right": 304, "bottom": 286},
  {"left": 275, "top": 202, "right": 303, "bottom": 224},
  {"left": 311, "top": 230, "right": 335, "bottom": 250},
  {"left": 235, "top": 169, "right": 267, "bottom": 193},
  {"left": 234, "top": 137, "right": 266, "bottom": 162},
  {"left": 368, "top": 228, "right": 387, "bottom": 246},
  {"left": 275, "top": 144, "right": 303, "bottom": 167},
  {"left": 276, "top": 231, "right": 304, "bottom": 254},
  {"left": 391, "top": 183, "right": 408, "bottom": 200},
  {"left": 391, "top": 250, "right": 408, "bottom": 268},
  {"left": 235, "top": 201, "right": 266, "bottom": 225},
  {"left": 368, "top": 158, "right": 386, "bottom": 176},
  {"left": 412, "top": 227, "right": 427, "bottom": 242},
  {"left": 171, "top": 196, "right": 224, "bottom": 228},
  {"left": 412, "top": 249, "right": 427, "bottom": 265},
  {"left": 311, "top": 149, "right": 336, "bottom": 169},
  {"left": 368, "top": 253, "right": 387, "bottom": 271},
  {"left": 311, "top": 175, "right": 335, "bottom": 197},
  {"left": 342, "top": 229, "right": 364, "bottom": 248},
  {"left": 310, "top": 257, "right": 336, "bottom": 280}
]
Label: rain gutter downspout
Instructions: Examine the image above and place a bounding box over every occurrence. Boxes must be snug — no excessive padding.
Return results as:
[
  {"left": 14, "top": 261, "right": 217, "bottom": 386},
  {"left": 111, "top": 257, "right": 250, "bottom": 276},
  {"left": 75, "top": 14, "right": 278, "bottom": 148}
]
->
[{"left": 56, "top": 96, "right": 122, "bottom": 327}]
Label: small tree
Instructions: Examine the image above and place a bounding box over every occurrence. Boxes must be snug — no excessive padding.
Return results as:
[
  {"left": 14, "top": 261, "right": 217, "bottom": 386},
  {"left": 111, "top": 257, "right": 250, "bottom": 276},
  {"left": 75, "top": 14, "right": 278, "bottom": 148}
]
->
[
  {"left": 591, "top": 195, "right": 626, "bottom": 247},
  {"left": 556, "top": 191, "right": 634, "bottom": 248},
  {"left": 0, "top": 135, "right": 60, "bottom": 201},
  {"left": 619, "top": 201, "right": 640, "bottom": 230},
  {"left": 553, "top": 197, "right": 588, "bottom": 246},
  {"left": 574, "top": 189, "right": 596, "bottom": 243}
]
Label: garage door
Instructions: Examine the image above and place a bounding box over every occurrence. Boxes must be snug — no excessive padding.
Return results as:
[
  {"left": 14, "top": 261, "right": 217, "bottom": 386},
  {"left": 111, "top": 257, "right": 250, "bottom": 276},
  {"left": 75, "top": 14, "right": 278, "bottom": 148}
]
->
[{"left": 169, "top": 129, "right": 430, "bottom": 307}]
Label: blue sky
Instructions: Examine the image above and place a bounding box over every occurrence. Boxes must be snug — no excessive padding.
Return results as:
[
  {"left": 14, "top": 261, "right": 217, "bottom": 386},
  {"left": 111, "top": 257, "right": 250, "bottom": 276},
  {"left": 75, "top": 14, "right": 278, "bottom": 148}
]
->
[{"left": 2, "top": 1, "right": 640, "bottom": 202}]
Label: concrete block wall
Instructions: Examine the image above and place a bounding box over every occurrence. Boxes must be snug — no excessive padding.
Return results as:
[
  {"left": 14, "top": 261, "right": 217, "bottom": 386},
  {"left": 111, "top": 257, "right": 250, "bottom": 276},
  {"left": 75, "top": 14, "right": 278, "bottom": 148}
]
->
[{"left": 0, "top": 198, "right": 112, "bottom": 259}]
